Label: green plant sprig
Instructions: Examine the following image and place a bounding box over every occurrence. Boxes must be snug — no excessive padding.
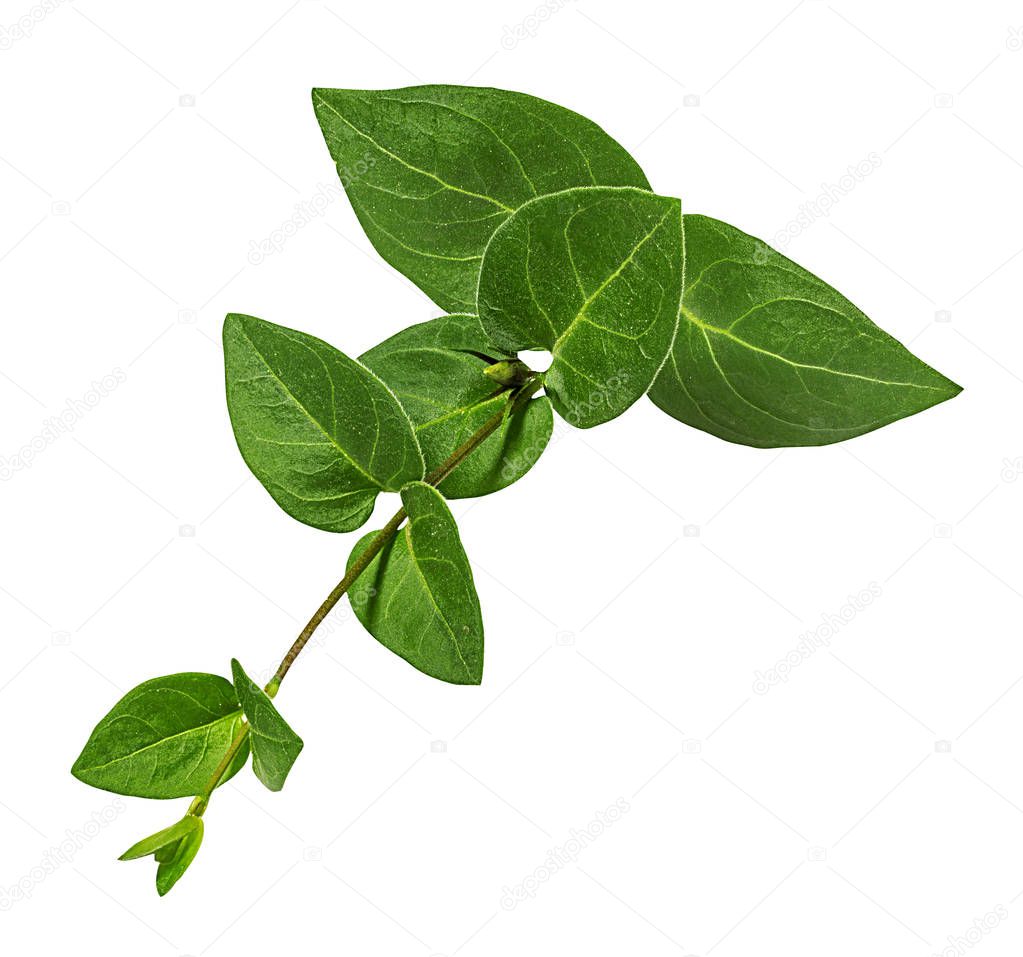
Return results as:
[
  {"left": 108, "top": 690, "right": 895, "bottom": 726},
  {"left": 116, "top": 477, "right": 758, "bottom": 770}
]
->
[
  {"left": 71, "top": 84, "right": 961, "bottom": 895},
  {"left": 193, "top": 377, "right": 540, "bottom": 822}
]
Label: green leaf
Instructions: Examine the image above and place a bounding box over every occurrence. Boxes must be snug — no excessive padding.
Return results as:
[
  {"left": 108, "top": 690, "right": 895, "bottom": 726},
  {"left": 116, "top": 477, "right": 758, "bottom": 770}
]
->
[
  {"left": 313, "top": 85, "right": 650, "bottom": 312},
  {"left": 360, "top": 314, "right": 554, "bottom": 498},
  {"left": 348, "top": 482, "right": 484, "bottom": 685},
  {"left": 119, "top": 813, "right": 204, "bottom": 896},
  {"left": 72, "top": 674, "right": 249, "bottom": 799},
  {"left": 648, "top": 215, "right": 962, "bottom": 447},
  {"left": 119, "top": 817, "right": 196, "bottom": 861},
  {"left": 156, "top": 821, "right": 203, "bottom": 896},
  {"left": 223, "top": 313, "right": 424, "bottom": 532},
  {"left": 230, "top": 659, "right": 303, "bottom": 792},
  {"left": 478, "top": 186, "right": 683, "bottom": 428}
]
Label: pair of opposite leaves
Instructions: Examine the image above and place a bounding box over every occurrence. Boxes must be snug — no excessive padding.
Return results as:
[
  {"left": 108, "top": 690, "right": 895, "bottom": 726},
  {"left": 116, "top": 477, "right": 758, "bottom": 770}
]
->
[
  {"left": 223, "top": 83, "right": 960, "bottom": 688},
  {"left": 72, "top": 662, "right": 302, "bottom": 798},
  {"left": 73, "top": 661, "right": 303, "bottom": 893}
]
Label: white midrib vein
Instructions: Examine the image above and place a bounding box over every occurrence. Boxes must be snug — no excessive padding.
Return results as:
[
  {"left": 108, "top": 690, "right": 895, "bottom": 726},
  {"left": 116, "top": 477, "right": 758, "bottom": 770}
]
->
[
  {"left": 241, "top": 329, "right": 384, "bottom": 488},
  {"left": 79, "top": 712, "right": 242, "bottom": 774},
  {"left": 314, "top": 93, "right": 515, "bottom": 214},
  {"left": 404, "top": 520, "right": 475, "bottom": 681},
  {"left": 551, "top": 204, "right": 676, "bottom": 356},
  {"left": 680, "top": 304, "right": 945, "bottom": 391}
]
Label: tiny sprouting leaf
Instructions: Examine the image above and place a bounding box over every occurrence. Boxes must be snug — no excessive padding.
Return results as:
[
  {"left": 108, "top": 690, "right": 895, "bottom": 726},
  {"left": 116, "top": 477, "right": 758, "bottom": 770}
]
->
[
  {"left": 119, "top": 817, "right": 196, "bottom": 861},
  {"left": 360, "top": 314, "right": 553, "bottom": 498},
  {"left": 72, "top": 673, "right": 249, "bottom": 799},
  {"left": 155, "top": 820, "right": 203, "bottom": 896},
  {"left": 312, "top": 85, "right": 650, "bottom": 311},
  {"left": 478, "top": 186, "right": 683, "bottom": 428},
  {"left": 223, "top": 313, "right": 424, "bottom": 532},
  {"left": 120, "top": 814, "right": 205, "bottom": 897},
  {"left": 648, "top": 215, "right": 962, "bottom": 447},
  {"left": 230, "top": 659, "right": 304, "bottom": 792},
  {"left": 349, "top": 481, "right": 484, "bottom": 684}
]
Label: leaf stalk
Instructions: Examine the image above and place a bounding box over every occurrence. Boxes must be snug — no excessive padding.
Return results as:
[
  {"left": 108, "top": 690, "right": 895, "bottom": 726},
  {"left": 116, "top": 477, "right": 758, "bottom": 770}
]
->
[{"left": 192, "top": 375, "right": 544, "bottom": 808}]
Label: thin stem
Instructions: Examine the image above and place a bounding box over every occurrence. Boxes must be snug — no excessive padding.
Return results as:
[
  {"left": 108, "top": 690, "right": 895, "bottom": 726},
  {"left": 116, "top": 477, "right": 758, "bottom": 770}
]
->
[
  {"left": 266, "top": 505, "right": 407, "bottom": 693},
  {"left": 270, "top": 376, "right": 540, "bottom": 692},
  {"left": 188, "top": 723, "right": 247, "bottom": 817},
  {"left": 189, "top": 376, "right": 543, "bottom": 809}
]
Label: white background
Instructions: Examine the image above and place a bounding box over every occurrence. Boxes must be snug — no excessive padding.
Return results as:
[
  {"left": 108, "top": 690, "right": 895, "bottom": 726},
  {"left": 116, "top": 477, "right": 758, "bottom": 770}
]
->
[{"left": 2, "top": 1, "right": 1021, "bottom": 954}]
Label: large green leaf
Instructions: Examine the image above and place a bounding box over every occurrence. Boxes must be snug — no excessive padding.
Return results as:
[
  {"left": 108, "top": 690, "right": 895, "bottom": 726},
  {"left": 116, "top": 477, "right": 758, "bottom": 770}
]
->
[
  {"left": 348, "top": 482, "right": 483, "bottom": 685},
  {"left": 223, "top": 314, "right": 424, "bottom": 532},
  {"left": 478, "top": 186, "right": 683, "bottom": 428},
  {"left": 72, "top": 673, "right": 249, "bottom": 799},
  {"left": 313, "top": 85, "right": 650, "bottom": 312},
  {"left": 649, "top": 215, "right": 962, "bottom": 447},
  {"left": 360, "top": 314, "right": 553, "bottom": 498},
  {"left": 231, "top": 659, "right": 303, "bottom": 792}
]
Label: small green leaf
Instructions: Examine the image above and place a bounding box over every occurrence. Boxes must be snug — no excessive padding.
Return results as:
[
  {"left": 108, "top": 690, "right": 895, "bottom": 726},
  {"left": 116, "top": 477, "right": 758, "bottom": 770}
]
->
[
  {"left": 230, "top": 659, "right": 303, "bottom": 792},
  {"left": 119, "top": 815, "right": 204, "bottom": 895},
  {"left": 349, "top": 482, "right": 484, "bottom": 685},
  {"left": 72, "top": 673, "right": 248, "bottom": 799},
  {"left": 119, "top": 817, "right": 196, "bottom": 861},
  {"left": 360, "top": 314, "right": 553, "bottom": 498},
  {"left": 478, "top": 186, "right": 683, "bottom": 428},
  {"left": 223, "top": 313, "right": 425, "bottom": 532},
  {"left": 648, "top": 215, "right": 962, "bottom": 447},
  {"left": 156, "top": 821, "right": 203, "bottom": 896},
  {"left": 313, "top": 85, "right": 650, "bottom": 311}
]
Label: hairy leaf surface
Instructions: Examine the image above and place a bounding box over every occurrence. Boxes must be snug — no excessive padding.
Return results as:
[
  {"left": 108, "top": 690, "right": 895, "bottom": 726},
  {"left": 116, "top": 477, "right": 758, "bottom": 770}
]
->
[
  {"left": 224, "top": 314, "right": 424, "bottom": 532},
  {"left": 360, "top": 314, "right": 553, "bottom": 498},
  {"left": 348, "top": 482, "right": 483, "bottom": 684},
  {"left": 478, "top": 186, "right": 683, "bottom": 428},
  {"left": 231, "top": 659, "right": 303, "bottom": 792},
  {"left": 313, "top": 85, "right": 650, "bottom": 311},
  {"left": 649, "top": 215, "right": 962, "bottom": 447},
  {"left": 72, "top": 673, "right": 248, "bottom": 799}
]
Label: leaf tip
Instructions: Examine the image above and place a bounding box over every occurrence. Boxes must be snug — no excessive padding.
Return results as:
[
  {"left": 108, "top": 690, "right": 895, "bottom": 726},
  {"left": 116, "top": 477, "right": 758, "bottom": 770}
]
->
[
  {"left": 222, "top": 313, "right": 244, "bottom": 345},
  {"left": 69, "top": 749, "right": 97, "bottom": 786},
  {"left": 921, "top": 369, "right": 963, "bottom": 411}
]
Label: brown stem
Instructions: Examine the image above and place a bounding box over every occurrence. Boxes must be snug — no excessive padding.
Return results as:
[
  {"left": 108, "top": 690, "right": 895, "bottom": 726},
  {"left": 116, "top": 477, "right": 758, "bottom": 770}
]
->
[
  {"left": 187, "top": 376, "right": 544, "bottom": 815},
  {"left": 269, "top": 375, "right": 543, "bottom": 693},
  {"left": 192, "top": 378, "right": 544, "bottom": 806}
]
